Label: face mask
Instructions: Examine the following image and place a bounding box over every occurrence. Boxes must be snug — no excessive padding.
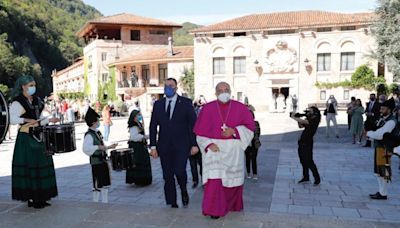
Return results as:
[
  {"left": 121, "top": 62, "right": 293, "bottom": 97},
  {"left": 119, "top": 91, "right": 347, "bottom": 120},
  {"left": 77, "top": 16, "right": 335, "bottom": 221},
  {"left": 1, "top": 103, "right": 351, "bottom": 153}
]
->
[
  {"left": 217, "top": 93, "right": 231, "bottom": 103},
  {"left": 137, "top": 115, "right": 143, "bottom": 122},
  {"left": 95, "top": 122, "right": 100, "bottom": 129},
  {"left": 164, "top": 86, "right": 176, "bottom": 98},
  {"left": 28, "top": 86, "right": 36, "bottom": 96}
]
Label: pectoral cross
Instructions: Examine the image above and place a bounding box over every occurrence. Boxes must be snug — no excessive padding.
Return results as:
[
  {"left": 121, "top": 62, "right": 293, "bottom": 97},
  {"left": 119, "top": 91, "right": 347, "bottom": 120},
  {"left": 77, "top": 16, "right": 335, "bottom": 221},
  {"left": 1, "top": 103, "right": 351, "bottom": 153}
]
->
[{"left": 221, "top": 123, "right": 228, "bottom": 131}]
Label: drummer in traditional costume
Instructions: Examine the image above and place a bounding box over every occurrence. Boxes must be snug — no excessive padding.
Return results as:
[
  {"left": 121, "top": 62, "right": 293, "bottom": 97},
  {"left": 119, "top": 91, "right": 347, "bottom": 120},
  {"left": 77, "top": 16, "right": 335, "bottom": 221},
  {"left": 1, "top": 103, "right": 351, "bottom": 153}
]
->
[
  {"left": 9, "top": 75, "right": 59, "bottom": 209},
  {"left": 193, "top": 82, "right": 255, "bottom": 219},
  {"left": 126, "top": 110, "right": 152, "bottom": 186},
  {"left": 367, "top": 98, "right": 397, "bottom": 200},
  {"left": 82, "top": 107, "right": 116, "bottom": 203}
]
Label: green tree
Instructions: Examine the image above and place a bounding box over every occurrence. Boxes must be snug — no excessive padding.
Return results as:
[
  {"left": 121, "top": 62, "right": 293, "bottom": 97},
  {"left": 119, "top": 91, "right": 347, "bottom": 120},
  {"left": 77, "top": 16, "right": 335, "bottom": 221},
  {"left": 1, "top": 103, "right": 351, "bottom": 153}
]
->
[
  {"left": 180, "top": 67, "right": 195, "bottom": 99},
  {"left": 371, "top": 0, "right": 400, "bottom": 79},
  {"left": 173, "top": 22, "right": 202, "bottom": 46}
]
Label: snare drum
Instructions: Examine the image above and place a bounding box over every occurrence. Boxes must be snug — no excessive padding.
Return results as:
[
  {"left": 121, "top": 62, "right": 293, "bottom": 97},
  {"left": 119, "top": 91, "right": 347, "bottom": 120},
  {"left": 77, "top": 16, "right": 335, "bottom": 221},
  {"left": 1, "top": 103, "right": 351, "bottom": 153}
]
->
[
  {"left": 0, "top": 91, "right": 9, "bottom": 144},
  {"left": 43, "top": 123, "right": 76, "bottom": 155},
  {"left": 110, "top": 148, "right": 135, "bottom": 170}
]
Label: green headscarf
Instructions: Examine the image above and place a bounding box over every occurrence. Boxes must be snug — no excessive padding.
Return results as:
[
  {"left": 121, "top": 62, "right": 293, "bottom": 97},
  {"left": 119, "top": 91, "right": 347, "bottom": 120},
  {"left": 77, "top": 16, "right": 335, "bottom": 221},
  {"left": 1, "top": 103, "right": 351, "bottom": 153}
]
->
[
  {"left": 127, "top": 110, "right": 140, "bottom": 128},
  {"left": 11, "top": 75, "right": 35, "bottom": 99}
]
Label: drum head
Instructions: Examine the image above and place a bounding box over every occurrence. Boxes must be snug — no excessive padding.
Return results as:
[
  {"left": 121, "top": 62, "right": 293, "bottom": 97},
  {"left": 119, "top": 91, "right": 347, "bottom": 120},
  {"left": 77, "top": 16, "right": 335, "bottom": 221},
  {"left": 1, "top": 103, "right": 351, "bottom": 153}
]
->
[{"left": 0, "top": 91, "right": 10, "bottom": 144}]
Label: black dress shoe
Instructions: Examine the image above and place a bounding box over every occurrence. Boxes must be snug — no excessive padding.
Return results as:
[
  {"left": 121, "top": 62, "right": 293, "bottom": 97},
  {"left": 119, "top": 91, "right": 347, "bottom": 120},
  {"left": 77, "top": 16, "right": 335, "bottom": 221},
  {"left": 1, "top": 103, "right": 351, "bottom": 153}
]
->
[
  {"left": 33, "top": 201, "right": 45, "bottom": 209},
  {"left": 211, "top": 216, "right": 220, "bottom": 219},
  {"left": 314, "top": 177, "right": 321, "bottom": 185},
  {"left": 171, "top": 204, "right": 179, "bottom": 208},
  {"left": 298, "top": 178, "right": 310, "bottom": 184},
  {"left": 370, "top": 192, "right": 387, "bottom": 200},
  {"left": 192, "top": 182, "right": 198, "bottom": 189},
  {"left": 369, "top": 192, "right": 380, "bottom": 197},
  {"left": 182, "top": 191, "right": 189, "bottom": 207},
  {"left": 43, "top": 201, "right": 51, "bottom": 207},
  {"left": 27, "top": 200, "right": 33, "bottom": 207}
]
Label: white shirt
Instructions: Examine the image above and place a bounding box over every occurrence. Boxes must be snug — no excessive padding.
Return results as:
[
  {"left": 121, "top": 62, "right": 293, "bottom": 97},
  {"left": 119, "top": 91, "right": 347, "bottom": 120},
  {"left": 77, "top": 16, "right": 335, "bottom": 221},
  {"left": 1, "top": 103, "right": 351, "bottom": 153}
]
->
[
  {"left": 10, "top": 100, "right": 49, "bottom": 126},
  {"left": 82, "top": 129, "right": 102, "bottom": 156},
  {"left": 165, "top": 94, "right": 178, "bottom": 119},
  {"left": 129, "top": 126, "right": 145, "bottom": 142},
  {"left": 367, "top": 116, "right": 396, "bottom": 140}
]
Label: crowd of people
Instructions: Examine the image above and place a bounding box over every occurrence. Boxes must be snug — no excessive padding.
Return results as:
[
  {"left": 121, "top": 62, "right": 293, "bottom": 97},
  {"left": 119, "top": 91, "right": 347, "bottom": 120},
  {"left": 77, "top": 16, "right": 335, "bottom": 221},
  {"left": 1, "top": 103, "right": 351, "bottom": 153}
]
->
[{"left": 7, "top": 73, "right": 400, "bottom": 219}]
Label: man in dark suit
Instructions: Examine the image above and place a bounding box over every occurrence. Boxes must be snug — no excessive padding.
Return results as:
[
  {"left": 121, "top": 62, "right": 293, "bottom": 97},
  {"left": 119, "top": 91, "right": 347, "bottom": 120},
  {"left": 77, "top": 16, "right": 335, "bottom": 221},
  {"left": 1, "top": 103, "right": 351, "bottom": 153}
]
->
[
  {"left": 364, "top": 93, "right": 381, "bottom": 147},
  {"left": 149, "top": 78, "right": 198, "bottom": 208}
]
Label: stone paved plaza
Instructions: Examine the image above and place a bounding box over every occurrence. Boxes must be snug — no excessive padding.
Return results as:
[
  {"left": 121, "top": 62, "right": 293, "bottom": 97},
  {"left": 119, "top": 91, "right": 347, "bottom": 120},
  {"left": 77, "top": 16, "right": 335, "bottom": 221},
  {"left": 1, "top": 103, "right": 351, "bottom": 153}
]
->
[{"left": 1, "top": 112, "right": 400, "bottom": 227}]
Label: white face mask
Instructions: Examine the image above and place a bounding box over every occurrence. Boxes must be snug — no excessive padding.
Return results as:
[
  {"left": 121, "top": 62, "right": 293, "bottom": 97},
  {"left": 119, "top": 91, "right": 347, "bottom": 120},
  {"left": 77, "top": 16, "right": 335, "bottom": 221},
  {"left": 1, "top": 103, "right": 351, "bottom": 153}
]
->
[{"left": 217, "top": 93, "right": 231, "bottom": 103}]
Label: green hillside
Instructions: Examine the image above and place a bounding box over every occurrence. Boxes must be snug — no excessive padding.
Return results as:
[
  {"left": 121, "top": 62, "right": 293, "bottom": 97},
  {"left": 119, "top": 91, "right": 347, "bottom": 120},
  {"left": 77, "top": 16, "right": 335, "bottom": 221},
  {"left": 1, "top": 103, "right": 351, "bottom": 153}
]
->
[
  {"left": 174, "top": 22, "right": 202, "bottom": 46},
  {"left": 0, "top": 0, "right": 101, "bottom": 96}
]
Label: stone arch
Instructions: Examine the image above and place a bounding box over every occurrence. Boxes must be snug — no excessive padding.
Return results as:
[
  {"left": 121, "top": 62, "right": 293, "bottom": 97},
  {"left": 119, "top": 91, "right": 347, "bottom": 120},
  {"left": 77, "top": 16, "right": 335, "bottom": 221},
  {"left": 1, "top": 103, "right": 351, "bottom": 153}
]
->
[
  {"left": 231, "top": 43, "right": 250, "bottom": 57},
  {"left": 209, "top": 44, "right": 226, "bottom": 57}
]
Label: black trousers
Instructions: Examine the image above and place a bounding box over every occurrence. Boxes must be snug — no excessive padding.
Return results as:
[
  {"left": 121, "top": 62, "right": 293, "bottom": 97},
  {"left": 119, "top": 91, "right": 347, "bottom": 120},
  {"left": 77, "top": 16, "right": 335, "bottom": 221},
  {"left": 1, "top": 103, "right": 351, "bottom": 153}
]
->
[
  {"left": 245, "top": 146, "right": 258, "bottom": 175},
  {"left": 347, "top": 114, "right": 351, "bottom": 130},
  {"left": 298, "top": 140, "right": 320, "bottom": 180},
  {"left": 189, "top": 152, "right": 202, "bottom": 183}
]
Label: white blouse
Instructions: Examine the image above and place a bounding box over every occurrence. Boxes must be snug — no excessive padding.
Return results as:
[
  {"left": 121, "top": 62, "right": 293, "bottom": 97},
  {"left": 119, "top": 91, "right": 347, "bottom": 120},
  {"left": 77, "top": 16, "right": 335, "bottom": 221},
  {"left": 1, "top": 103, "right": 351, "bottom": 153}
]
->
[
  {"left": 129, "top": 126, "right": 145, "bottom": 142},
  {"left": 9, "top": 100, "right": 49, "bottom": 126},
  {"left": 82, "top": 131, "right": 101, "bottom": 156}
]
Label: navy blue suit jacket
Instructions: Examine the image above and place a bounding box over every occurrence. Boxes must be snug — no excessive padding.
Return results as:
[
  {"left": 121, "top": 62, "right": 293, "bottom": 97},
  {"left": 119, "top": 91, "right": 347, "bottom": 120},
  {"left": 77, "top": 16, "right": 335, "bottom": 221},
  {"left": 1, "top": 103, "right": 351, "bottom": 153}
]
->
[{"left": 149, "top": 95, "right": 197, "bottom": 156}]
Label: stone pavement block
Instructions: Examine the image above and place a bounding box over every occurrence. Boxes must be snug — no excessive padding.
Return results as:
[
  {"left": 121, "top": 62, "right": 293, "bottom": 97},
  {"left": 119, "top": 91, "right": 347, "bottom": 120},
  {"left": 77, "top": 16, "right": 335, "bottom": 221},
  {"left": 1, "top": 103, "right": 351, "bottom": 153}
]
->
[
  {"left": 331, "top": 207, "right": 360, "bottom": 218},
  {"left": 293, "top": 199, "right": 321, "bottom": 207},
  {"left": 357, "top": 209, "right": 383, "bottom": 219},
  {"left": 269, "top": 204, "right": 288, "bottom": 213},
  {"left": 288, "top": 205, "right": 313, "bottom": 215},
  {"left": 379, "top": 209, "right": 400, "bottom": 221},
  {"left": 342, "top": 202, "right": 368, "bottom": 209},
  {"left": 313, "top": 206, "right": 333, "bottom": 216}
]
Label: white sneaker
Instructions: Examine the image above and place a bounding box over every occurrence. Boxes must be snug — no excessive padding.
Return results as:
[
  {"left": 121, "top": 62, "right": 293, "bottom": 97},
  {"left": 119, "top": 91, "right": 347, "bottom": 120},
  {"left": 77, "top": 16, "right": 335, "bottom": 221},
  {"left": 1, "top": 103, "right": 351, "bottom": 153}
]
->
[
  {"left": 253, "top": 176, "right": 258, "bottom": 180},
  {"left": 246, "top": 174, "right": 251, "bottom": 179}
]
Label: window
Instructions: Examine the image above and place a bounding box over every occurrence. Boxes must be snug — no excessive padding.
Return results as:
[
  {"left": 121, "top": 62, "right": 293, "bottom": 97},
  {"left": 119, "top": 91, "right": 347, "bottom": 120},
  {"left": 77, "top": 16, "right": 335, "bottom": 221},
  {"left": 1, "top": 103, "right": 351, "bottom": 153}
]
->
[
  {"left": 233, "top": 56, "right": 246, "bottom": 74},
  {"left": 131, "top": 30, "right": 141, "bottom": 41},
  {"left": 149, "top": 30, "right": 168, "bottom": 35},
  {"left": 213, "top": 33, "right": 225, "bottom": 38},
  {"left": 158, "top": 64, "right": 168, "bottom": 84},
  {"left": 341, "top": 52, "right": 355, "bottom": 71},
  {"left": 141, "top": 64, "right": 150, "bottom": 85},
  {"left": 317, "top": 27, "right": 332, "bottom": 32},
  {"left": 341, "top": 26, "right": 356, "bottom": 31},
  {"left": 320, "top": 90, "right": 326, "bottom": 100},
  {"left": 237, "top": 92, "right": 243, "bottom": 101},
  {"left": 88, "top": 55, "right": 92, "bottom": 70},
  {"left": 343, "top": 90, "right": 350, "bottom": 100},
  {"left": 317, "top": 53, "right": 331, "bottom": 72},
  {"left": 101, "top": 73, "right": 109, "bottom": 82},
  {"left": 234, "top": 32, "right": 246, "bottom": 37},
  {"left": 213, "top": 57, "right": 225, "bottom": 74},
  {"left": 267, "top": 29, "right": 296, "bottom": 35},
  {"left": 101, "top": 52, "right": 107, "bottom": 62}
]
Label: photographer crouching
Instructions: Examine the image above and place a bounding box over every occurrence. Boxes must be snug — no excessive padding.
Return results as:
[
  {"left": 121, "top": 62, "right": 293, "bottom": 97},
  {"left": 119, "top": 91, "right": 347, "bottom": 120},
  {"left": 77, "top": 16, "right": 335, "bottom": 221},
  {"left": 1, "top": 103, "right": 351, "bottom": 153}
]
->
[{"left": 290, "top": 106, "right": 321, "bottom": 185}]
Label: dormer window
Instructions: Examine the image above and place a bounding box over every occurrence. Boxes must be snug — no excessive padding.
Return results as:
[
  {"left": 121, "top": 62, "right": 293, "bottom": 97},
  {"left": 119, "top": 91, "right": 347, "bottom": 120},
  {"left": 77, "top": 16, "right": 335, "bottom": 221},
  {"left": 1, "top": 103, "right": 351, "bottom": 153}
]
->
[
  {"left": 233, "top": 32, "right": 246, "bottom": 37},
  {"left": 213, "top": 33, "right": 225, "bottom": 38}
]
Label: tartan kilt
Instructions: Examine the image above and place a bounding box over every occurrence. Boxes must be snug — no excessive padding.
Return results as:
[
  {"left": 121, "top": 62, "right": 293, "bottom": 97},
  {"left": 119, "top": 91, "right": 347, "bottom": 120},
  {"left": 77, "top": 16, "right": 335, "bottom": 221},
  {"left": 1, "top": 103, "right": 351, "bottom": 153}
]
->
[{"left": 12, "top": 132, "right": 58, "bottom": 202}]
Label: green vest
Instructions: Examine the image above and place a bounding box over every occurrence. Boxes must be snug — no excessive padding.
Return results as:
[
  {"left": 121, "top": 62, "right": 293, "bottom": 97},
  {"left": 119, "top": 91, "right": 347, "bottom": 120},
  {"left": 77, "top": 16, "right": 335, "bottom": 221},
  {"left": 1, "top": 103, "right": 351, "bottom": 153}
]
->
[{"left": 85, "top": 129, "right": 106, "bottom": 165}]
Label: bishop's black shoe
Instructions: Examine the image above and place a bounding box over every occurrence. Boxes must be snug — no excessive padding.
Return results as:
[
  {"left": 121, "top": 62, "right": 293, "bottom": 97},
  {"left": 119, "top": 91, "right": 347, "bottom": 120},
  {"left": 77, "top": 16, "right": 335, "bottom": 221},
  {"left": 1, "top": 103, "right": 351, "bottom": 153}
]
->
[
  {"left": 182, "top": 191, "right": 189, "bottom": 207},
  {"left": 369, "top": 192, "right": 380, "bottom": 197},
  {"left": 211, "top": 216, "right": 220, "bottom": 219},
  {"left": 370, "top": 192, "right": 387, "bottom": 200},
  {"left": 171, "top": 204, "right": 179, "bottom": 208},
  {"left": 297, "top": 178, "right": 310, "bottom": 184}
]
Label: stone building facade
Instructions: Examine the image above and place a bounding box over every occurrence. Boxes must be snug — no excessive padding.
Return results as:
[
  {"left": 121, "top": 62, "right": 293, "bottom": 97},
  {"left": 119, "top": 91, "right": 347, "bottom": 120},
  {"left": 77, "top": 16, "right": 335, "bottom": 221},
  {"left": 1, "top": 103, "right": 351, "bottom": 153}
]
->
[{"left": 192, "top": 11, "right": 393, "bottom": 112}]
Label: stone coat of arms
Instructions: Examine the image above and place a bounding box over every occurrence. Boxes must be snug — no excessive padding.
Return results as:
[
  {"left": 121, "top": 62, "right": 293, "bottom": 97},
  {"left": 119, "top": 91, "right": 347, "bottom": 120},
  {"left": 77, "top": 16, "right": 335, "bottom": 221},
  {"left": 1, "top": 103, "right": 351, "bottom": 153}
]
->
[{"left": 265, "top": 40, "right": 297, "bottom": 73}]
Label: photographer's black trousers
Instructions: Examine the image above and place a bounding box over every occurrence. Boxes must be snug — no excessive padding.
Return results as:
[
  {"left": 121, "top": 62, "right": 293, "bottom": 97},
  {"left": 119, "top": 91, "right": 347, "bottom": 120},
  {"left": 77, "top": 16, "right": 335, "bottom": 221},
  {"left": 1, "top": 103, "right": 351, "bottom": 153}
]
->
[{"left": 298, "top": 140, "right": 320, "bottom": 180}]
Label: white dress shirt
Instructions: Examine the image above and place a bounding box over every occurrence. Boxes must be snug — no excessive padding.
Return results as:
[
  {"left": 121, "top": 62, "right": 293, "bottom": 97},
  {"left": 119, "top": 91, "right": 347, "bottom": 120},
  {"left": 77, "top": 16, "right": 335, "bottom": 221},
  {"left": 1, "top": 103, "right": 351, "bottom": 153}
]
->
[
  {"left": 82, "top": 129, "right": 102, "bottom": 156},
  {"left": 9, "top": 100, "right": 49, "bottom": 126}
]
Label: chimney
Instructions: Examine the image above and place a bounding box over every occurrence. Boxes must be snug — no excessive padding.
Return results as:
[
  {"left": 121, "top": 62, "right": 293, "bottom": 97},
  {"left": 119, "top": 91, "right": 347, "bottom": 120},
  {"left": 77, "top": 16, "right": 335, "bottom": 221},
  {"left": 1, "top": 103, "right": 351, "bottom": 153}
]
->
[{"left": 167, "top": 37, "right": 173, "bottom": 57}]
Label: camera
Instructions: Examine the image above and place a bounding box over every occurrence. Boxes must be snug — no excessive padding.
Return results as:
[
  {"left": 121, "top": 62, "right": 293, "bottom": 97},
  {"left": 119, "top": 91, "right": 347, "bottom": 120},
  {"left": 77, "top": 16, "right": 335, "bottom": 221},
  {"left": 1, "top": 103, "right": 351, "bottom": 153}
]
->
[{"left": 290, "top": 110, "right": 310, "bottom": 118}]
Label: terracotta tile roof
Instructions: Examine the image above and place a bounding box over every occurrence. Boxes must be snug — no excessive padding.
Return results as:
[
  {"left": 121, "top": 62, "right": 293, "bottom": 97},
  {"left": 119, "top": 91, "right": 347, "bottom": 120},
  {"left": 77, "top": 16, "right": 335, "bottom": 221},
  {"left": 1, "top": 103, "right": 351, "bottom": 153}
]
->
[
  {"left": 77, "top": 13, "right": 181, "bottom": 37},
  {"left": 191, "top": 11, "right": 375, "bottom": 34},
  {"left": 112, "top": 46, "right": 194, "bottom": 65}
]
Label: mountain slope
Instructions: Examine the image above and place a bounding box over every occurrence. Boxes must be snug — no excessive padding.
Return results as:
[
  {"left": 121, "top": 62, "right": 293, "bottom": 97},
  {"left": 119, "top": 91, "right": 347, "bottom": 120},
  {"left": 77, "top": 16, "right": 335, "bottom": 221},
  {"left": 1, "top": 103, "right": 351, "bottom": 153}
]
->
[{"left": 0, "top": 0, "right": 101, "bottom": 96}]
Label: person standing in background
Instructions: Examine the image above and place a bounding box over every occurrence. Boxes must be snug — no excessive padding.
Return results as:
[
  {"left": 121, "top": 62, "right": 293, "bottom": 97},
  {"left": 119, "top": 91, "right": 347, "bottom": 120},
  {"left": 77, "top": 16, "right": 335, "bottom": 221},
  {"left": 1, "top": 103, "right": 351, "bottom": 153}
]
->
[{"left": 102, "top": 105, "right": 112, "bottom": 142}]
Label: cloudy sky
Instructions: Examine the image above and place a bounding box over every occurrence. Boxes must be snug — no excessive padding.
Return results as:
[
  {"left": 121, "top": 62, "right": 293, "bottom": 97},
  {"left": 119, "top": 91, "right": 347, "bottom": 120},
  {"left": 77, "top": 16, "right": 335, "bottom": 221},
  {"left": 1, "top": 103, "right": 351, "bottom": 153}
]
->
[{"left": 83, "top": 0, "right": 377, "bottom": 25}]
